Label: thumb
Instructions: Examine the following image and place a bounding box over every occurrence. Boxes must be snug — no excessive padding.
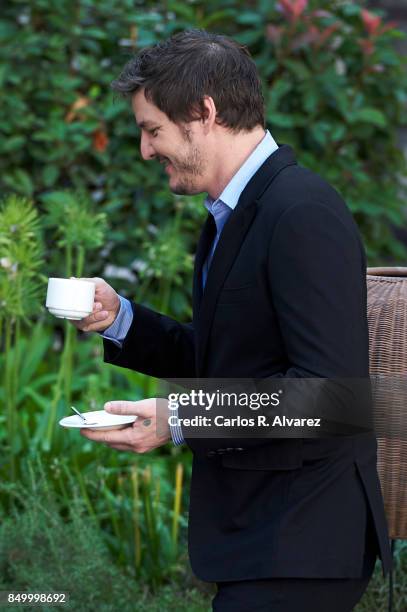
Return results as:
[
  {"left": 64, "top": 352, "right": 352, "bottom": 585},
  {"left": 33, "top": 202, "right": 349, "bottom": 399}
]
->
[{"left": 104, "top": 399, "right": 157, "bottom": 418}]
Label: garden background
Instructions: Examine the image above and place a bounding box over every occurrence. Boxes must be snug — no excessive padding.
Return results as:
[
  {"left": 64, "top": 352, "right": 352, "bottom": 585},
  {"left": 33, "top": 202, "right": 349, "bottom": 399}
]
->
[{"left": 0, "top": 0, "right": 406, "bottom": 610}]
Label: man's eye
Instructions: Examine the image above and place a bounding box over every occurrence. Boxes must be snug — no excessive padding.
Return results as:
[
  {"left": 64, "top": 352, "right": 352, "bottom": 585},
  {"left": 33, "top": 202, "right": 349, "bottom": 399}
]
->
[{"left": 150, "top": 129, "right": 159, "bottom": 137}]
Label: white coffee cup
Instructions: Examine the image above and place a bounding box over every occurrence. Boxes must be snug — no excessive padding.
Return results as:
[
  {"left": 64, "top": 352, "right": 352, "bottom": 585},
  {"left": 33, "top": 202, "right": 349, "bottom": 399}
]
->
[{"left": 46, "top": 278, "right": 95, "bottom": 320}]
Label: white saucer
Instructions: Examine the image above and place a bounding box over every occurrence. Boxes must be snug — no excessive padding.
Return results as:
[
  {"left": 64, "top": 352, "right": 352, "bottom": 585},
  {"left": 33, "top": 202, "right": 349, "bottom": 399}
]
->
[{"left": 59, "top": 410, "right": 137, "bottom": 431}]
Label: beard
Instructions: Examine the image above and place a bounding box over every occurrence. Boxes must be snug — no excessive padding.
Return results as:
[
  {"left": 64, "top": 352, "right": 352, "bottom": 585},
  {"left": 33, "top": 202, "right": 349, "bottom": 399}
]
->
[{"left": 166, "top": 144, "right": 207, "bottom": 195}]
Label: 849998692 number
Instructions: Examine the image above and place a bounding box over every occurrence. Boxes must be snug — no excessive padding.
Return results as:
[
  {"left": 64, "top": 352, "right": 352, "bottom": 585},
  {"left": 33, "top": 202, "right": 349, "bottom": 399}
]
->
[{"left": 0, "top": 592, "right": 68, "bottom": 606}]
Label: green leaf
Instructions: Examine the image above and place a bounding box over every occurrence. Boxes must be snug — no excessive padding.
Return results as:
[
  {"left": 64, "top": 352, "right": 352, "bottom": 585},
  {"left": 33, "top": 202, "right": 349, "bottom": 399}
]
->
[
  {"left": 267, "top": 112, "right": 306, "bottom": 128},
  {"left": 341, "top": 4, "right": 361, "bottom": 17},
  {"left": 0, "top": 63, "right": 8, "bottom": 88},
  {"left": 349, "top": 108, "right": 387, "bottom": 127},
  {"left": 201, "top": 9, "right": 237, "bottom": 28},
  {"left": 234, "top": 30, "right": 263, "bottom": 45},
  {"left": 282, "top": 59, "right": 311, "bottom": 80},
  {"left": 0, "top": 135, "right": 25, "bottom": 153},
  {"left": 330, "top": 124, "right": 346, "bottom": 141},
  {"left": 42, "top": 165, "right": 60, "bottom": 187},
  {"left": 267, "top": 78, "right": 292, "bottom": 110},
  {"left": 235, "top": 11, "right": 262, "bottom": 25},
  {"left": 3, "top": 169, "right": 34, "bottom": 196},
  {"left": 85, "top": 28, "right": 107, "bottom": 39},
  {"left": 167, "top": 1, "right": 195, "bottom": 21}
]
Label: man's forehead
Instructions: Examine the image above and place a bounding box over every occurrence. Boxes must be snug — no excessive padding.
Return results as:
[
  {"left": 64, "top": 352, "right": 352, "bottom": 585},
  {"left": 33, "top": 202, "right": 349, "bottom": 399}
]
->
[{"left": 132, "top": 90, "right": 164, "bottom": 126}]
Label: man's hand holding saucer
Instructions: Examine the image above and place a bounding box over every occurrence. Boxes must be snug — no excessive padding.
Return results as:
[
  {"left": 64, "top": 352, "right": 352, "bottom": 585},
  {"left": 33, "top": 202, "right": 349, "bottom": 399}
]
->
[{"left": 81, "top": 398, "right": 171, "bottom": 453}]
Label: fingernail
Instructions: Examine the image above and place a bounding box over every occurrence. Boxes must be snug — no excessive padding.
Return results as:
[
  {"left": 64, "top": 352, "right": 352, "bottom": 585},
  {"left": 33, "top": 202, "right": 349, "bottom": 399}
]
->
[
  {"left": 101, "top": 311, "right": 108, "bottom": 318},
  {"left": 83, "top": 327, "right": 89, "bottom": 332}
]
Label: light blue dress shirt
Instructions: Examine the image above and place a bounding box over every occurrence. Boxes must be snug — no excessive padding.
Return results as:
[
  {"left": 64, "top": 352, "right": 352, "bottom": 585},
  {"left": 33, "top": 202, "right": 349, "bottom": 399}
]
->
[{"left": 101, "top": 130, "right": 279, "bottom": 445}]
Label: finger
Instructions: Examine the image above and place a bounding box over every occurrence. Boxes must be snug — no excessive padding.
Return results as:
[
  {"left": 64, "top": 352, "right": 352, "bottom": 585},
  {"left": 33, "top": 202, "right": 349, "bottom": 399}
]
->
[
  {"left": 77, "top": 277, "right": 101, "bottom": 283},
  {"left": 86, "top": 306, "right": 107, "bottom": 320},
  {"left": 81, "top": 310, "right": 110, "bottom": 331},
  {"left": 80, "top": 426, "right": 135, "bottom": 445},
  {"left": 80, "top": 277, "right": 105, "bottom": 291},
  {"left": 104, "top": 398, "right": 157, "bottom": 418},
  {"left": 108, "top": 444, "right": 133, "bottom": 451}
]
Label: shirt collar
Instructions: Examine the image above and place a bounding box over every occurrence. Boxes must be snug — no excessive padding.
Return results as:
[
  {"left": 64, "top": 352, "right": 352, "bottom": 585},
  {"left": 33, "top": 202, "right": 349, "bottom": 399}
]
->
[{"left": 205, "top": 130, "right": 279, "bottom": 213}]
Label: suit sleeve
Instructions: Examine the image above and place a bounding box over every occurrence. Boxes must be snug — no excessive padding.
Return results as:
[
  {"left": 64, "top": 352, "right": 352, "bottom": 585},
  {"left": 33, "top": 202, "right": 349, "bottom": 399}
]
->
[
  {"left": 268, "top": 201, "right": 369, "bottom": 379},
  {"left": 103, "top": 300, "right": 196, "bottom": 379}
]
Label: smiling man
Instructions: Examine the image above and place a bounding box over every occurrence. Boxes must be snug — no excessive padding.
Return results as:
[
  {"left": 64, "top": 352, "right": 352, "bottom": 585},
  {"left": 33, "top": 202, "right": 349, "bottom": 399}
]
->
[{"left": 73, "top": 29, "right": 392, "bottom": 611}]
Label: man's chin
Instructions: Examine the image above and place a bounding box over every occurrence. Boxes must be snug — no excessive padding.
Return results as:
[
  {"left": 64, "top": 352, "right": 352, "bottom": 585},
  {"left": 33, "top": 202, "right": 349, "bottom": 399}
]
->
[{"left": 169, "top": 182, "right": 200, "bottom": 196}]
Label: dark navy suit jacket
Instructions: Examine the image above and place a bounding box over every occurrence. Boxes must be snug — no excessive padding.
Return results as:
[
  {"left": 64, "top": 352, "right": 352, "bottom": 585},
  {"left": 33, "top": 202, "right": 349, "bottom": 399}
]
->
[{"left": 104, "top": 145, "right": 392, "bottom": 581}]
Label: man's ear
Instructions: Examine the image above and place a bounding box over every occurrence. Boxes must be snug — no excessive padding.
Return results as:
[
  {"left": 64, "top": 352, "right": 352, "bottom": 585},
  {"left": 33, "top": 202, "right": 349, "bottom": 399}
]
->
[{"left": 200, "top": 96, "right": 217, "bottom": 133}]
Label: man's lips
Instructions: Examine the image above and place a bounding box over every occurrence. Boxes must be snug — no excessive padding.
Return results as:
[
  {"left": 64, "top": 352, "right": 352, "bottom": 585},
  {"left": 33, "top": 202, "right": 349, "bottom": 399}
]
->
[{"left": 159, "top": 158, "right": 173, "bottom": 174}]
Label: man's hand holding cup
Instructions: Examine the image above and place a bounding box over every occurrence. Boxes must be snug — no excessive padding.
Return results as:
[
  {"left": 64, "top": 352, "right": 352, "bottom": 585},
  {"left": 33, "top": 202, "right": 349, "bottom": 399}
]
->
[{"left": 69, "top": 277, "right": 120, "bottom": 333}]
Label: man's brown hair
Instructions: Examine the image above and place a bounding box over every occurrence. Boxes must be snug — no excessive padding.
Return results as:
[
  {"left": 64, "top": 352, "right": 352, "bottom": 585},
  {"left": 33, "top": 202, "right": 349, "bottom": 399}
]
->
[{"left": 111, "top": 29, "right": 265, "bottom": 132}]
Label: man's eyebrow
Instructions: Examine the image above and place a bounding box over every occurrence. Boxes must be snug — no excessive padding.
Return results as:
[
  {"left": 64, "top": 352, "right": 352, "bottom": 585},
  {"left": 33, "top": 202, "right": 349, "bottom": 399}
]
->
[{"left": 137, "top": 120, "right": 160, "bottom": 129}]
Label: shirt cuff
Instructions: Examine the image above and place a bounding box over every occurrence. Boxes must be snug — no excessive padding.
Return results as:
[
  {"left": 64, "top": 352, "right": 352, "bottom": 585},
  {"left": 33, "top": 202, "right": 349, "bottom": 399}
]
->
[
  {"left": 100, "top": 295, "right": 133, "bottom": 347},
  {"left": 169, "top": 403, "right": 185, "bottom": 446}
]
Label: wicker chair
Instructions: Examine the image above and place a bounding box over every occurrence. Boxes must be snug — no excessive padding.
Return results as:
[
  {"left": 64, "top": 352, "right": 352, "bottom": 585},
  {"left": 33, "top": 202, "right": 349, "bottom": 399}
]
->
[{"left": 366, "top": 267, "right": 407, "bottom": 542}]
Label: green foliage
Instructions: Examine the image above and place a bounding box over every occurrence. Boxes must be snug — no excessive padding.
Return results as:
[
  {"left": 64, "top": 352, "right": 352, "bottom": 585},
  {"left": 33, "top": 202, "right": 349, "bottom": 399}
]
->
[
  {"left": 0, "top": 459, "right": 135, "bottom": 612},
  {"left": 1, "top": 453, "right": 405, "bottom": 612},
  {"left": 0, "top": 195, "right": 45, "bottom": 322},
  {"left": 0, "top": 447, "right": 191, "bottom": 592},
  {"left": 0, "top": 0, "right": 405, "bottom": 304},
  {"left": 0, "top": 456, "right": 199, "bottom": 611},
  {"left": 42, "top": 189, "right": 107, "bottom": 250},
  {"left": 245, "top": 0, "right": 407, "bottom": 262},
  {"left": 354, "top": 540, "right": 407, "bottom": 611}
]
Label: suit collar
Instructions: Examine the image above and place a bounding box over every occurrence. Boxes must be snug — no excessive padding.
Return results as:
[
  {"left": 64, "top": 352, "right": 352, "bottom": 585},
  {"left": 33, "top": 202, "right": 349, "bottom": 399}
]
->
[
  {"left": 234, "top": 143, "right": 297, "bottom": 212},
  {"left": 204, "top": 130, "right": 279, "bottom": 212},
  {"left": 193, "top": 144, "right": 297, "bottom": 373}
]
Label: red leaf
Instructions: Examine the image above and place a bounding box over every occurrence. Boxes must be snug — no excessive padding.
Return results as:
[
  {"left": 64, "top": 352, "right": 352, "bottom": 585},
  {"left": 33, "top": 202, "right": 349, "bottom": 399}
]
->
[
  {"left": 358, "top": 38, "right": 375, "bottom": 56},
  {"left": 318, "top": 23, "right": 340, "bottom": 47},
  {"left": 279, "top": 0, "right": 295, "bottom": 21},
  {"left": 361, "top": 9, "right": 381, "bottom": 36},
  {"left": 266, "top": 24, "right": 283, "bottom": 44},
  {"left": 378, "top": 21, "right": 398, "bottom": 35},
  {"left": 279, "top": 0, "right": 308, "bottom": 21},
  {"left": 293, "top": 0, "right": 307, "bottom": 20},
  {"left": 93, "top": 130, "right": 109, "bottom": 153}
]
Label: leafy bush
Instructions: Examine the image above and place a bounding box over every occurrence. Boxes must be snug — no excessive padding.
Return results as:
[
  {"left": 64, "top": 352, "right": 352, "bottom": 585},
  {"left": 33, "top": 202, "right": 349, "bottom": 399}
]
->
[
  {"left": 0, "top": 453, "right": 192, "bottom": 599},
  {"left": 0, "top": 458, "right": 145, "bottom": 611},
  {"left": 1, "top": 0, "right": 406, "bottom": 312}
]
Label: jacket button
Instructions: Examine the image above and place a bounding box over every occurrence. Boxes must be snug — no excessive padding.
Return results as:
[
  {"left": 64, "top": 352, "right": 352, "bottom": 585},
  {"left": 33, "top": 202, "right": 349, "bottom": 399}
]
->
[
  {"left": 207, "top": 451, "right": 216, "bottom": 457},
  {"left": 236, "top": 447, "right": 244, "bottom": 451},
  {"left": 217, "top": 448, "right": 226, "bottom": 454}
]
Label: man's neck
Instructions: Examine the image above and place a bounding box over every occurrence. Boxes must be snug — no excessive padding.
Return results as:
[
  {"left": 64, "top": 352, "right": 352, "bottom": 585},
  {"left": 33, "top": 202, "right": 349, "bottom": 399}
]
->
[{"left": 207, "top": 127, "right": 266, "bottom": 200}]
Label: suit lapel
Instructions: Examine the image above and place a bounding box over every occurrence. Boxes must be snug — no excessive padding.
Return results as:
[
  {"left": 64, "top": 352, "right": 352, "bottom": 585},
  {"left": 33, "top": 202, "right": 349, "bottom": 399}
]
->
[
  {"left": 192, "top": 213, "right": 216, "bottom": 316},
  {"left": 193, "top": 144, "right": 297, "bottom": 374},
  {"left": 196, "top": 204, "right": 258, "bottom": 372}
]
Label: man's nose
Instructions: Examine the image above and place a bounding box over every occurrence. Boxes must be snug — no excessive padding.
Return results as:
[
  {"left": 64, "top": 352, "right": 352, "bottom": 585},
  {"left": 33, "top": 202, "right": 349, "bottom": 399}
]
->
[{"left": 140, "top": 132, "right": 155, "bottom": 161}]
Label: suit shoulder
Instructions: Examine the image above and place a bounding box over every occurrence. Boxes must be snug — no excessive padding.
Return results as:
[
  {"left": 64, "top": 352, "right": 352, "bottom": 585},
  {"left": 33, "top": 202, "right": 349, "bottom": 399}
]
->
[{"left": 257, "top": 163, "right": 355, "bottom": 229}]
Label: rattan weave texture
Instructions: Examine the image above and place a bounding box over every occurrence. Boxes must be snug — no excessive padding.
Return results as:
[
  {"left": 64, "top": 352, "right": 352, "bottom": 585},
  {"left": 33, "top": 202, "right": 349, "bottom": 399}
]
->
[{"left": 367, "top": 267, "right": 407, "bottom": 539}]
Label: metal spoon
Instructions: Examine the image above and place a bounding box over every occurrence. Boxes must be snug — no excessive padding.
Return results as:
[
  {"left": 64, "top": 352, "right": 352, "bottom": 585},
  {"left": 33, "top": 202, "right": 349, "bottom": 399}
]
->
[{"left": 70, "top": 406, "right": 98, "bottom": 426}]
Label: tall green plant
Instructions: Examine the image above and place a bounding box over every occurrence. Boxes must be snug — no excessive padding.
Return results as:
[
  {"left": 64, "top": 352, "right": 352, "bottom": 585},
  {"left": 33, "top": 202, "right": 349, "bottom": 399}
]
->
[
  {"left": 42, "top": 189, "right": 107, "bottom": 449},
  {"left": 0, "top": 194, "right": 45, "bottom": 477}
]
